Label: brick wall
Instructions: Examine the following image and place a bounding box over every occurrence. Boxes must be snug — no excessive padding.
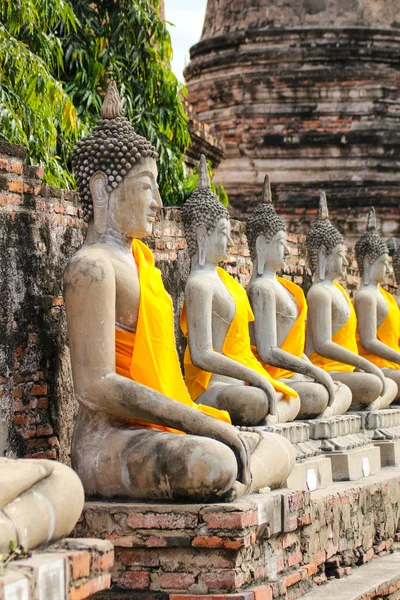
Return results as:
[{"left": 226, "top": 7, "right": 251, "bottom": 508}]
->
[{"left": 0, "top": 143, "right": 396, "bottom": 461}]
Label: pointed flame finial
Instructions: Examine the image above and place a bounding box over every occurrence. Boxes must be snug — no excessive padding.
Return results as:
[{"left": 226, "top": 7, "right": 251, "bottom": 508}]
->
[
  {"left": 318, "top": 191, "right": 329, "bottom": 220},
  {"left": 262, "top": 174, "right": 272, "bottom": 204},
  {"left": 100, "top": 81, "right": 124, "bottom": 120},
  {"left": 366, "top": 206, "right": 377, "bottom": 232},
  {"left": 197, "top": 154, "right": 211, "bottom": 190}
]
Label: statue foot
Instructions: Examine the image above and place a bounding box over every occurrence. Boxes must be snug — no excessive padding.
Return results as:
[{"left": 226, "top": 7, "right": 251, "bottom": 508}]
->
[{"left": 319, "top": 406, "right": 335, "bottom": 419}]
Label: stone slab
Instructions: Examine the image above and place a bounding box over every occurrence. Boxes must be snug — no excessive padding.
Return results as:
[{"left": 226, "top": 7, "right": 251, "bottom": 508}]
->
[
  {"left": 284, "top": 455, "right": 333, "bottom": 491},
  {"left": 375, "top": 440, "right": 400, "bottom": 467},
  {"left": 306, "top": 414, "right": 362, "bottom": 440},
  {"left": 329, "top": 445, "right": 381, "bottom": 481},
  {"left": 352, "top": 408, "right": 400, "bottom": 441},
  {"left": 301, "top": 551, "right": 400, "bottom": 600},
  {"left": 241, "top": 422, "right": 321, "bottom": 460}
]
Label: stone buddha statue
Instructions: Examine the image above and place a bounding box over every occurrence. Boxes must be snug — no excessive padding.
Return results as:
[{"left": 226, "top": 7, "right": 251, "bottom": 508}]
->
[
  {"left": 180, "top": 157, "right": 301, "bottom": 426},
  {"left": 305, "top": 193, "right": 397, "bottom": 411},
  {"left": 0, "top": 458, "right": 84, "bottom": 553},
  {"left": 354, "top": 207, "right": 400, "bottom": 401},
  {"left": 246, "top": 176, "right": 352, "bottom": 419},
  {"left": 65, "top": 84, "right": 295, "bottom": 501}
]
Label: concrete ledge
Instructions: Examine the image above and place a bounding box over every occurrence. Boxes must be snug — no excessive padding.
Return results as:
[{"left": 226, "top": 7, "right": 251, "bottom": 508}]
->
[
  {"left": 73, "top": 469, "right": 400, "bottom": 599},
  {"left": 0, "top": 538, "right": 113, "bottom": 600}
]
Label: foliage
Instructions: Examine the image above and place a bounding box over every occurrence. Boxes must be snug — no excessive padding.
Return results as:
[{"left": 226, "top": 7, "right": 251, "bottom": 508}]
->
[
  {"left": 0, "top": 541, "right": 30, "bottom": 576},
  {"left": 58, "top": 0, "right": 191, "bottom": 204},
  {"left": 182, "top": 160, "right": 229, "bottom": 207},
  {"left": 0, "top": 0, "right": 84, "bottom": 186},
  {"left": 0, "top": 0, "right": 191, "bottom": 204}
]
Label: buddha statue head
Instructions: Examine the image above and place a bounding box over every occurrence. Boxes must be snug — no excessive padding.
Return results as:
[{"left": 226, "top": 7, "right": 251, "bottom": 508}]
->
[
  {"left": 71, "top": 81, "right": 161, "bottom": 239},
  {"left": 181, "top": 155, "right": 231, "bottom": 266},
  {"left": 246, "top": 174, "right": 287, "bottom": 275},
  {"left": 355, "top": 207, "right": 389, "bottom": 285},
  {"left": 393, "top": 242, "right": 400, "bottom": 288},
  {"left": 306, "top": 192, "right": 347, "bottom": 281}
]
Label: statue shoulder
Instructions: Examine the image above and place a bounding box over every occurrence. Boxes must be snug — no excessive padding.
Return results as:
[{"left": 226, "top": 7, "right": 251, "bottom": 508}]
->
[
  {"left": 64, "top": 246, "right": 115, "bottom": 294},
  {"left": 307, "top": 281, "right": 333, "bottom": 305}
]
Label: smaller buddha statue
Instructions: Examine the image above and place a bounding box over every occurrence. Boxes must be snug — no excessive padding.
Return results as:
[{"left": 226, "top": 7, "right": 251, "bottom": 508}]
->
[
  {"left": 305, "top": 193, "right": 397, "bottom": 411},
  {"left": 354, "top": 207, "right": 400, "bottom": 401},
  {"left": 180, "top": 157, "right": 301, "bottom": 425},
  {"left": 246, "top": 176, "right": 352, "bottom": 419},
  {"left": 0, "top": 458, "right": 84, "bottom": 553},
  {"left": 65, "top": 86, "right": 295, "bottom": 502}
]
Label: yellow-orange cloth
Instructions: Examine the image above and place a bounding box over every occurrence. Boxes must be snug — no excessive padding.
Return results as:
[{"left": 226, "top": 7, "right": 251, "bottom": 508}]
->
[
  {"left": 356, "top": 286, "right": 400, "bottom": 370},
  {"left": 308, "top": 281, "right": 357, "bottom": 373},
  {"left": 115, "top": 239, "right": 231, "bottom": 433},
  {"left": 252, "top": 277, "right": 307, "bottom": 380},
  {"left": 180, "top": 266, "right": 298, "bottom": 401}
]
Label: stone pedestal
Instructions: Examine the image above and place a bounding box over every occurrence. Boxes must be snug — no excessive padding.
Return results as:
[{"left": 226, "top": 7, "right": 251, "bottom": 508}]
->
[
  {"left": 353, "top": 408, "right": 400, "bottom": 467},
  {"left": 0, "top": 538, "right": 113, "bottom": 600},
  {"left": 73, "top": 469, "right": 400, "bottom": 600},
  {"left": 304, "top": 415, "right": 381, "bottom": 481}
]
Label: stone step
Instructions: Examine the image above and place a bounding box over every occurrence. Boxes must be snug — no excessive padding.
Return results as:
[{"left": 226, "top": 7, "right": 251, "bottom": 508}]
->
[{"left": 301, "top": 552, "right": 400, "bottom": 600}]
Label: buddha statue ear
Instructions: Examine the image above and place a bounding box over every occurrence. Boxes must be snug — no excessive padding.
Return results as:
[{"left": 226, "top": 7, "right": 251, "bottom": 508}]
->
[
  {"left": 196, "top": 224, "right": 209, "bottom": 268},
  {"left": 363, "top": 255, "right": 371, "bottom": 285},
  {"left": 317, "top": 244, "right": 327, "bottom": 280},
  {"left": 89, "top": 171, "right": 109, "bottom": 236},
  {"left": 255, "top": 234, "right": 267, "bottom": 275}
]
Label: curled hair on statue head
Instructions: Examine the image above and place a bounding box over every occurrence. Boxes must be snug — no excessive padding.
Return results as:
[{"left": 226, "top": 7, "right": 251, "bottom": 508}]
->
[
  {"left": 181, "top": 154, "right": 229, "bottom": 258},
  {"left": 306, "top": 192, "right": 344, "bottom": 274},
  {"left": 71, "top": 81, "right": 158, "bottom": 222},
  {"left": 355, "top": 207, "right": 388, "bottom": 276},
  {"left": 246, "top": 174, "right": 285, "bottom": 260}
]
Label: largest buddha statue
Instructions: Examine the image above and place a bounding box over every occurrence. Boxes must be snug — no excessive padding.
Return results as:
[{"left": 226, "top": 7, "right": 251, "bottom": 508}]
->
[
  {"left": 65, "top": 83, "right": 295, "bottom": 501},
  {"left": 305, "top": 194, "right": 397, "bottom": 411}
]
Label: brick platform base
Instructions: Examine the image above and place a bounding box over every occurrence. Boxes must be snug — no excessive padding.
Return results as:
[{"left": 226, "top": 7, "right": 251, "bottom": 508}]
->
[
  {"left": 0, "top": 538, "right": 113, "bottom": 600},
  {"left": 73, "top": 468, "right": 400, "bottom": 599}
]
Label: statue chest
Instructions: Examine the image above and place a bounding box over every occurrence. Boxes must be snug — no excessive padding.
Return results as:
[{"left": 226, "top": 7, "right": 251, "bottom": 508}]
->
[{"left": 114, "top": 261, "right": 140, "bottom": 332}]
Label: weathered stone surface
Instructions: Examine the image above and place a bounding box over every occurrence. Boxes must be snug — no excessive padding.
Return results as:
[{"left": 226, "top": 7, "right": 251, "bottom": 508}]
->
[{"left": 74, "top": 469, "right": 400, "bottom": 598}]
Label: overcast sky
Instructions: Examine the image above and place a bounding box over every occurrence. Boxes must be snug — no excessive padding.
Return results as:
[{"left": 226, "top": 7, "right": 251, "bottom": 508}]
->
[{"left": 165, "top": 0, "right": 208, "bottom": 82}]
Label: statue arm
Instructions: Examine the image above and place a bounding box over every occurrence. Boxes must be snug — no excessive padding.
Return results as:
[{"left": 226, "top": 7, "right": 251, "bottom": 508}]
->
[
  {"left": 308, "top": 286, "right": 386, "bottom": 390},
  {"left": 249, "top": 284, "right": 336, "bottom": 406},
  {"left": 355, "top": 292, "right": 400, "bottom": 364},
  {"left": 185, "top": 279, "right": 278, "bottom": 413},
  {"left": 64, "top": 253, "right": 251, "bottom": 483}
]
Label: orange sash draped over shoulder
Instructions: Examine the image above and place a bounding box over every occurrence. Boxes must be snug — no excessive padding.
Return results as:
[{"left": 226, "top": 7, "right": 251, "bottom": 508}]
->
[
  {"left": 356, "top": 286, "right": 400, "bottom": 370},
  {"left": 308, "top": 281, "right": 357, "bottom": 373},
  {"left": 180, "top": 267, "right": 298, "bottom": 401},
  {"left": 115, "top": 239, "right": 231, "bottom": 433},
  {"left": 252, "top": 277, "right": 307, "bottom": 380}
]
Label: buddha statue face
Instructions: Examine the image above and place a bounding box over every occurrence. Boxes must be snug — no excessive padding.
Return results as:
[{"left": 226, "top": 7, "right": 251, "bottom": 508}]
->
[
  {"left": 355, "top": 207, "right": 389, "bottom": 285},
  {"left": 72, "top": 81, "right": 159, "bottom": 239},
  {"left": 182, "top": 155, "right": 230, "bottom": 267},
  {"left": 89, "top": 156, "right": 162, "bottom": 239},
  {"left": 323, "top": 243, "right": 348, "bottom": 280}
]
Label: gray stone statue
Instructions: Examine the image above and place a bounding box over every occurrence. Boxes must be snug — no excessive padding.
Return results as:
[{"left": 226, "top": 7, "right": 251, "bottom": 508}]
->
[
  {"left": 394, "top": 243, "right": 400, "bottom": 309},
  {"left": 354, "top": 207, "right": 400, "bottom": 401},
  {"left": 246, "top": 175, "right": 352, "bottom": 419},
  {"left": 305, "top": 193, "right": 397, "bottom": 411},
  {"left": 0, "top": 458, "right": 84, "bottom": 553},
  {"left": 180, "top": 157, "right": 301, "bottom": 426},
  {"left": 65, "top": 84, "right": 295, "bottom": 502}
]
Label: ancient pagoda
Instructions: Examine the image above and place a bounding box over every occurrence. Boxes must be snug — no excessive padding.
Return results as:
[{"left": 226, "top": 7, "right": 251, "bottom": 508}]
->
[{"left": 185, "top": 0, "right": 400, "bottom": 239}]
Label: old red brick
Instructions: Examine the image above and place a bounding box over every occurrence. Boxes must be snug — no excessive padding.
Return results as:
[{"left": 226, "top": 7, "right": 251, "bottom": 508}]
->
[
  {"left": 158, "top": 572, "right": 196, "bottom": 590},
  {"left": 119, "top": 571, "right": 150, "bottom": 590},
  {"left": 70, "top": 574, "right": 111, "bottom": 600},
  {"left": 202, "top": 511, "right": 258, "bottom": 529},
  {"left": 127, "top": 512, "right": 197, "bottom": 529}
]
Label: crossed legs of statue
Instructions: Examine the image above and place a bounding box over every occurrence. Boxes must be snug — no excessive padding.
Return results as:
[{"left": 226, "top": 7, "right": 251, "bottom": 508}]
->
[
  {"left": 196, "top": 384, "right": 300, "bottom": 426},
  {"left": 381, "top": 369, "right": 400, "bottom": 403},
  {"left": 73, "top": 420, "right": 295, "bottom": 502},
  {"left": 278, "top": 378, "right": 352, "bottom": 419},
  {"left": 328, "top": 371, "right": 397, "bottom": 410},
  {"left": 0, "top": 461, "right": 84, "bottom": 553}
]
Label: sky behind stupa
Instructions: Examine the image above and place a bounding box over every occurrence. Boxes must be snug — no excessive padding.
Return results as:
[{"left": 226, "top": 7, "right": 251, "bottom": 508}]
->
[{"left": 165, "top": 0, "right": 208, "bottom": 83}]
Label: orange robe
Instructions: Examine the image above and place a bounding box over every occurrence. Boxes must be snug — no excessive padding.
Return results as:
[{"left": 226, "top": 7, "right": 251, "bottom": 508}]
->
[
  {"left": 180, "top": 266, "right": 298, "bottom": 401},
  {"left": 356, "top": 286, "right": 400, "bottom": 370},
  {"left": 115, "top": 239, "right": 231, "bottom": 433},
  {"left": 252, "top": 277, "right": 307, "bottom": 380},
  {"left": 308, "top": 281, "right": 357, "bottom": 373}
]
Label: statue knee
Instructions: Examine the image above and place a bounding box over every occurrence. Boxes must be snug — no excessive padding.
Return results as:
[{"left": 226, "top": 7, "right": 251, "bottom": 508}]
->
[{"left": 278, "top": 393, "right": 300, "bottom": 422}]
